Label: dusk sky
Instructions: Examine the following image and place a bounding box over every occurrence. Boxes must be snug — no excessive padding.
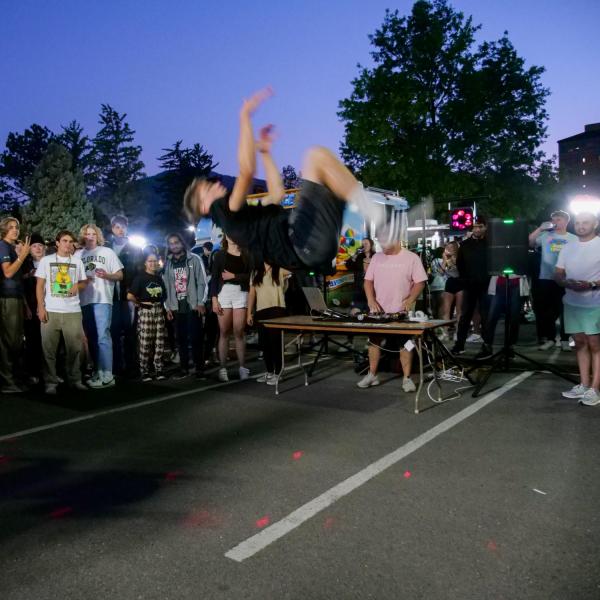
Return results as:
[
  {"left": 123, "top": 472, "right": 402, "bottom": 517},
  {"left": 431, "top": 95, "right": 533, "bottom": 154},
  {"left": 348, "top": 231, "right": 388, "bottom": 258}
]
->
[{"left": 2, "top": 0, "right": 599, "bottom": 180}]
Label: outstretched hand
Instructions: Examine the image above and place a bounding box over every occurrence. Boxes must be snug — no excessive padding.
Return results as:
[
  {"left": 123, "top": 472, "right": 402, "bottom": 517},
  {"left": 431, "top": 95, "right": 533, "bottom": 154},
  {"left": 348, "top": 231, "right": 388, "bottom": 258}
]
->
[
  {"left": 241, "top": 87, "right": 273, "bottom": 116},
  {"left": 256, "top": 124, "right": 276, "bottom": 154}
]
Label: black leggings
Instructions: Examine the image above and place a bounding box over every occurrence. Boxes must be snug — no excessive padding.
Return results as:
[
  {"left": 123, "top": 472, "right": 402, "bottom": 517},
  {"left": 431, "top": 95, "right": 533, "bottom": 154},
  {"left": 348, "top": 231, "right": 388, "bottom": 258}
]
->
[{"left": 256, "top": 306, "right": 287, "bottom": 374}]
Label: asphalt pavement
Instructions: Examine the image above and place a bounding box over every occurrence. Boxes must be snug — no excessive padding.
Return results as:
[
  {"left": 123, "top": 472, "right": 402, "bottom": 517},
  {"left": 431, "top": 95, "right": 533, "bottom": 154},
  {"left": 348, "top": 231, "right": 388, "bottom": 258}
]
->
[{"left": 1, "top": 323, "right": 599, "bottom": 600}]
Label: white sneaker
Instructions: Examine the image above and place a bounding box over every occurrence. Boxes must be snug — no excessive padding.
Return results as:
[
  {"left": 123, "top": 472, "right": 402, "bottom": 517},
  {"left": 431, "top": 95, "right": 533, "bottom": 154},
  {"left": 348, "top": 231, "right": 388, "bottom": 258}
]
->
[
  {"left": 580, "top": 388, "right": 600, "bottom": 406},
  {"left": 538, "top": 340, "right": 555, "bottom": 351},
  {"left": 562, "top": 384, "right": 589, "bottom": 399},
  {"left": 101, "top": 374, "right": 116, "bottom": 388},
  {"left": 466, "top": 333, "right": 482, "bottom": 343},
  {"left": 256, "top": 372, "right": 273, "bottom": 383},
  {"left": 266, "top": 374, "right": 279, "bottom": 386},
  {"left": 87, "top": 375, "right": 104, "bottom": 389},
  {"left": 357, "top": 372, "right": 380, "bottom": 388},
  {"left": 560, "top": 340, "right": 572, "bottom": 352},
  {"left": 402, "top": 377, "right": 417, "bottom": 393},
  {"left": 239, "top": 366, "right": 250, "bottom": 380},
  {"left": 218, "top": 368, "right": 229, "bottom": 382}
]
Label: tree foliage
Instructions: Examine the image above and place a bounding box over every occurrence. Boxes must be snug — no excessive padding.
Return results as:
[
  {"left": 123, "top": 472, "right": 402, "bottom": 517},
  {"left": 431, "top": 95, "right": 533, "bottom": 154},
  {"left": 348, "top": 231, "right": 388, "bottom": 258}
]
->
[
  {"left": 281, "top": 165, "right": 301, "bottom": 189},
  {"left": 338, "top": 0, "right": 551, "bottom": 217},
  {"left": 57, "top": 120, "right": 94, "bottom": 185},
  {"left": 23, "top": 143, "right": 94, "bottom": 239},
  {"left": 157, "top": 141, "right": 218, "bottom": 231},
  {"left": 0, "top": 124, "right": 54, "bottom": 202},
  {"left": 90, "top": 104, "right": 145, "bottom": 219}
]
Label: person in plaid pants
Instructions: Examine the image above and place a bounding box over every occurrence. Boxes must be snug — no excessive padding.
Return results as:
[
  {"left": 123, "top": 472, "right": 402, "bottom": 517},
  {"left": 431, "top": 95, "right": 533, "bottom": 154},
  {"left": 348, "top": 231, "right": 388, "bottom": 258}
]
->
[{"left": 127, "top": 253, "right": 167, "bottom": 382}]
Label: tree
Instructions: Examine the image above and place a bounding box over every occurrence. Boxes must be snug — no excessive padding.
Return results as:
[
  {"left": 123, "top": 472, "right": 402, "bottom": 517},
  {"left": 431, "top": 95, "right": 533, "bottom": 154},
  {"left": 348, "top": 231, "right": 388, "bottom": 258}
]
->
[
  {"left": 57, "top": 120, "right": 94, "bottom": 188},
  {"left": 281, "top": 165, "right": 301, "bottom": 189},
  {"left": 23, "top": 143, "right": 94, "bottom": 239},
  {"left": 156, "top": 141, "right": 218, "bottom": 232},
  {"left": 0, "top": 124, "right": 54, "bottom": 202},
  {"left": 90, "top": 104, "right": 145, "bottom": 219},
  {"left": 338, "top": 0, "right": 550, "bottom": 217}
]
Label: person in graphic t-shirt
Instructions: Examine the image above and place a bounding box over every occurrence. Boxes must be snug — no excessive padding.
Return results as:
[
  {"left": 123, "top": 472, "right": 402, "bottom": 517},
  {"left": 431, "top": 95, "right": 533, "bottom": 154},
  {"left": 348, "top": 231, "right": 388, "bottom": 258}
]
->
[
  {"left": 529, "top": 210, "right": 577, "bottom": 351},
  {"left": 162, "top": 233, "right": 208, "bottom": 379},
  {"left": 35, "top": 230, "right": 89, "bottom": 395},
  {"left": 78, "top": 224, "right": 123, "bottom": 389},
  {"left": 128, "top": 252, "right": 168, "bottom": 382},
  {"left": 356, "top": 241, "right": 428, "bottom": 392}
]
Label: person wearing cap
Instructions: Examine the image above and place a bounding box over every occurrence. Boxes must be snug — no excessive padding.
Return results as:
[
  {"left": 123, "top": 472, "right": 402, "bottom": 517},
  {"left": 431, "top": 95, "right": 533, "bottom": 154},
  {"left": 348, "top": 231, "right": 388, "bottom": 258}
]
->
[
  {"left": 22, "top": 233, "right": 46, "bottom": 385},
  {"left": 0, "top": 217, "right": 30, "bottom": 393},
  {"left": 451, "top": 216, "right": 490, "bottom": 355},
  {"left": 105, "top": 215, "right": 142, "bottom": 375},
  {"left": 529, "top": 210, "right": 577, "bottom": 351}
]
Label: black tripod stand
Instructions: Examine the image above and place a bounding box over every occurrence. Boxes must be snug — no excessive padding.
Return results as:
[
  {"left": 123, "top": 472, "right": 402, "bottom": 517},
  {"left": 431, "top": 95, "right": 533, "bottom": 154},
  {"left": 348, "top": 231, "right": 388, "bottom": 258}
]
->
[{"left": 471, "top": 277, "right": 576, "bottom": 397}]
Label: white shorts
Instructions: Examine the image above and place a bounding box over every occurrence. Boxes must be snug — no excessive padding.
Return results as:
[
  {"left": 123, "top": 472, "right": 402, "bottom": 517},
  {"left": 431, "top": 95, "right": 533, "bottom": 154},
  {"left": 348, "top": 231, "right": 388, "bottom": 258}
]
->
[{"left": 218, "top": 284, "right": 248, "bottom": 309}]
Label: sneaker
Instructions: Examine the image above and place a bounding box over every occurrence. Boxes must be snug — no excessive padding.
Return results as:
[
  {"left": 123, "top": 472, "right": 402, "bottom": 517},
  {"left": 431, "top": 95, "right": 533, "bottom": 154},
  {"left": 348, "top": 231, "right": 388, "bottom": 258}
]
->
[
  {"left": 1, "top": 384, "right": 25, "bottom": 394},
  {"left": 474, "top": 345, "right": 493, "bottom": 361},
  {"left": 87, "top": 375, "right": 104, "bottom": 389},
  {"left": 256, "top": 372, "right": 273, "bottom": 383},
  {"left": 70, "top": 382, "right": 88, "bottom": 392},
  {"left": 560, "top": 340, "right": 572, "bottom": 352},
  {"left": 450, "top": 345, "right": 465, "bottom": 356},
  {"left": 239, "top": 366, "right": 250, "bottom": 380},
  {"left": 357, "top": 372, "right": 380, "bottom": 388},
  {"left": 402, "top": 377, "right": 416, "bottom": 392},
  {"left": 266, "top": 374, "right": 280, "bottom": 386},
  {"left": 218, "top": 368, "right": 229, "bottom": 382},
  {"left": 173, "top": 369, "right": 190, "bottom": 380},
  {"left": 27, "top": 376, "right": 40, "bottom": 386},
  {"left": 562, "top": 384, "right": 589, "bottom": 399},
  {"left": 141, "top": 374, "right": 153, "bottom": 383},
  {"left": 45, "top": 383, "right": 58, "bottom": 395},
  {"left": 156, "top": 372, "right": 167, "bottom": 381},
  {"left": 466, "top": 333, "right": 482, "bottom": 343},
  {"left": 538, "top": 340, "right": 555, "bottom": 351},
  {"left": 580, "top": 388, "right": 600, "bottom": 406}
]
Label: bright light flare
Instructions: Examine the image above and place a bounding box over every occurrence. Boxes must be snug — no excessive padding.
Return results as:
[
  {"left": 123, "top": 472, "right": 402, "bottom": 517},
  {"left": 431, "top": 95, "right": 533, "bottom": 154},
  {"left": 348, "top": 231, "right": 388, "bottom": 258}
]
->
[
  {"left": 569, "top": 195, "right": 600, "bottom": 215},
  {"left": 129, "top": 234, "right": 147, "bottom": 248},
  {"left": 187, "top": 225, "right": 196, "bottom": 233}
]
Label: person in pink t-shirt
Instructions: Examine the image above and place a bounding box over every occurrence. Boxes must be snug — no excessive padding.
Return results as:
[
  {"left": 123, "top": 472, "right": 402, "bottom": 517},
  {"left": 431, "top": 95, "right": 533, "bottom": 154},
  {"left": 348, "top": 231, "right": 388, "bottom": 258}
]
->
[{"left": 357, "top": 242, "right": 428, "bottom": 391}]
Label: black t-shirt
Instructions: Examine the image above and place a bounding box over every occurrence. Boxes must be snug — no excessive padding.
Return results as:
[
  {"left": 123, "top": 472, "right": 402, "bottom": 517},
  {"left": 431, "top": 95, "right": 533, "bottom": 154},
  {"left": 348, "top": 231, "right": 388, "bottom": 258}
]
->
[
  {"left": 223, "top": 252, "right": 249, "bottom": 286},
  {"left": 0, "top": 240, "right": 24, "bottom": 298},
  {"left": 209, "top": 197, "right": 302, "bottom": 270},
  {"left": 129, "top": 272, "right": 166, "bottom": 304}
]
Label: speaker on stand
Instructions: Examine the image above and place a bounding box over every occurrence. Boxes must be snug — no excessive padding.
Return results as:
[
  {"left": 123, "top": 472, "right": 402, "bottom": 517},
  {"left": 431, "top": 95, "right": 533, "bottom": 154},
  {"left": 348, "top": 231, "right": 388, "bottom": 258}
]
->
[{"left": 471, "top": 218, "right": 575, "bottom": 396}]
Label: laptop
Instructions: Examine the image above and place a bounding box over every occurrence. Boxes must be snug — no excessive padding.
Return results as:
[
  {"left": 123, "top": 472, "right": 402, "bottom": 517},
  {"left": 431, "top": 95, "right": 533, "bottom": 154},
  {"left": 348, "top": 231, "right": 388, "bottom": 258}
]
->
[{"left": 302, "top": 287, "right": 346, "bottom": 320}]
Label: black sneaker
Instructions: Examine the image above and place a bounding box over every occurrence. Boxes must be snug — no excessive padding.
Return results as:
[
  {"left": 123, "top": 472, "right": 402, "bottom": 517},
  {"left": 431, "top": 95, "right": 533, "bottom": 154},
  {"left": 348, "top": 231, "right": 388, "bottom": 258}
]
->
[
  {"left": 156, "top": 372, "right": 167, "bottom": 381},
  {"left": 141, "top": 374, "right": 153, "bottom": 382},
  {"left": 450, "top": 345, "right": 465, "bottom": 355},
  {"left": 474, "top": 345, "right": 493, "bottom": 361},
  {"left": 195, "top": 370, "right": 208, "bottom": 381},
  {"left": 173, "top": 369, "right": 190, "bottom": 380}
]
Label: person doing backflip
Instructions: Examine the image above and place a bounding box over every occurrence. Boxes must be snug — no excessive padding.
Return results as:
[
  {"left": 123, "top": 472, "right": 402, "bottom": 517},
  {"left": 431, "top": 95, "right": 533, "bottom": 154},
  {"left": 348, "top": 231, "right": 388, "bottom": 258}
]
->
[{"left": 183, "top": 88, "right": 398, "bottom": 275}]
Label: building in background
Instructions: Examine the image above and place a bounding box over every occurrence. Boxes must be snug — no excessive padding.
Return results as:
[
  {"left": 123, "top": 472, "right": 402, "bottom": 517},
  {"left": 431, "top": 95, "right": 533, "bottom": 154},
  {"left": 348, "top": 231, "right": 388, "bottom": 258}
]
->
[{"left": 558, "top": 123, "right": 600, "bottom": 197}]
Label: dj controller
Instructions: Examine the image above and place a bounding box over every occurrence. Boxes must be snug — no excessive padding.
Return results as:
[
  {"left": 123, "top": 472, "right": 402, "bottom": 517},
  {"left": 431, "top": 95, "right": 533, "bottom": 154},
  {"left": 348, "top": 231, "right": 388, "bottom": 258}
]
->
[{"left": 313, "top": 309, "right": 407, "bottom": 323}]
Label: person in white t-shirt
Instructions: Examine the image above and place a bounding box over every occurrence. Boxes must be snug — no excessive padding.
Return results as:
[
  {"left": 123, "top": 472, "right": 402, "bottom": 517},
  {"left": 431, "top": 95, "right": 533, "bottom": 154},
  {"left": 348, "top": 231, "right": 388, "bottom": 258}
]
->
[
  {"left": 78, "top": 224, "right": 124, "bottom": 389},
  {"left": 555, "top": 212, "right": 600, "bottom": 406},
  {"left": 35, "top": 230, "right": 89, "bottom": 395}
]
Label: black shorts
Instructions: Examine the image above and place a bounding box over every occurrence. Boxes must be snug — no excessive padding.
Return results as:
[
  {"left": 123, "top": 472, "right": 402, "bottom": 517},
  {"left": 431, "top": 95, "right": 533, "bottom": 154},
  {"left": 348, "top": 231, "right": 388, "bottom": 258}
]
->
[
  {"left": 445, "top": 278, "right": 465, "bottom": 295},
  {"left": 288, "top": 180, "right": 345, "bottom": 270}
]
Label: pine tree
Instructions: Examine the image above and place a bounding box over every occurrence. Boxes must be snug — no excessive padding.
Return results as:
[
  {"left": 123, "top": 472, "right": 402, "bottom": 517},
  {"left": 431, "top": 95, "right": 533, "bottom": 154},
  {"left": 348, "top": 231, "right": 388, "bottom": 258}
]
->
[
  {"left": 24, "top": 143, "right": 94, "bottom": 239},
  {"left": 90, "top": 104, "right": 145, "bottom": 220},
  {"left": 57, "top": 120, "right": 93, "bottom": 189},
  {"left": 156, "top": 141, "right": 218, "bottom": 232}
]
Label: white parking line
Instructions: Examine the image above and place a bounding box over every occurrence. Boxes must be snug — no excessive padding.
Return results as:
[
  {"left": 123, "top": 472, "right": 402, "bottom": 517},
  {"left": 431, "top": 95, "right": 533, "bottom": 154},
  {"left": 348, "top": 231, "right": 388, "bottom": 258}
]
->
[{"left": 225, "top": 371, "right": 533, "bottom": 563}]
